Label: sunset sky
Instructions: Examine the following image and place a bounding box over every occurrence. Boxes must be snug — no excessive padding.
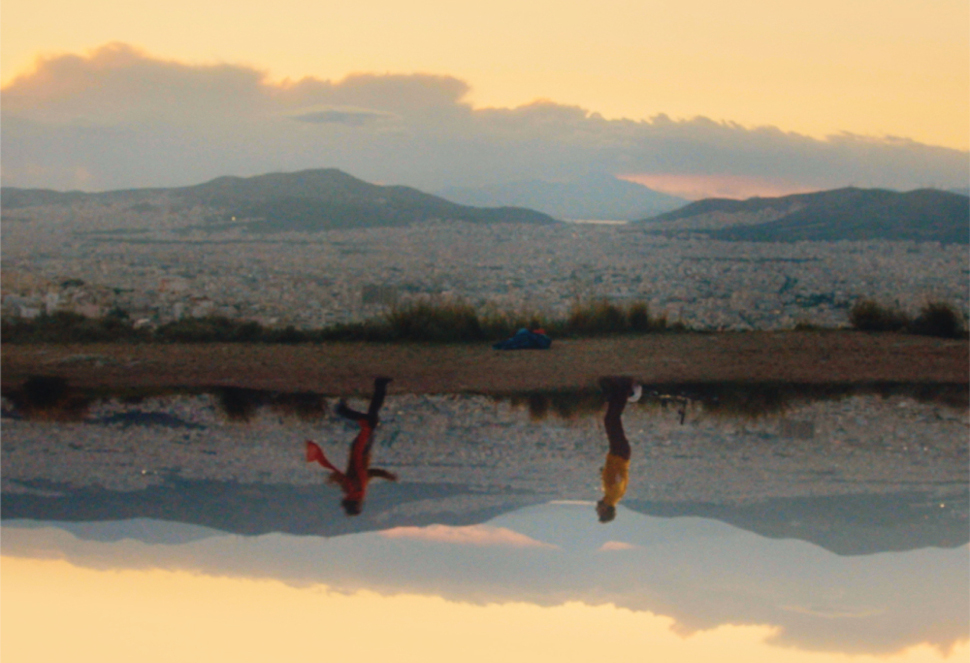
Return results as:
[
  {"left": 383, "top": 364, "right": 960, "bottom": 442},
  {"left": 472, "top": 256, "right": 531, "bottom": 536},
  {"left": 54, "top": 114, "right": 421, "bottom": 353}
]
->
[{"left": 2, "top": 0, "right": 968, "bottom": 197}]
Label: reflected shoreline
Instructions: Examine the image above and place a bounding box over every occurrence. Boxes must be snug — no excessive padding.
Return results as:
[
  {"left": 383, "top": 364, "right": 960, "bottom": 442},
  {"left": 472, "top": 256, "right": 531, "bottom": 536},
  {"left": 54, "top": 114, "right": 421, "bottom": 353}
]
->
[{"left": 3, "top": 376, "right": 967, "bottom": 422}]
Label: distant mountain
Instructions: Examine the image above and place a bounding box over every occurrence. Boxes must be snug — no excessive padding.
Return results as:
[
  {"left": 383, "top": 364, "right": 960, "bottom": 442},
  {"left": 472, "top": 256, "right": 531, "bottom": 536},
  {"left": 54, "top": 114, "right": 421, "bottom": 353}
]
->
[
  {"left": 0, "top": 168, "right": 557, "bottom": 231},
  {"left": 638, "top": 187, "right": 969, "bottom": 243},
  {"left": 438, "top": 173, "right": 686, "bottom": 220}
]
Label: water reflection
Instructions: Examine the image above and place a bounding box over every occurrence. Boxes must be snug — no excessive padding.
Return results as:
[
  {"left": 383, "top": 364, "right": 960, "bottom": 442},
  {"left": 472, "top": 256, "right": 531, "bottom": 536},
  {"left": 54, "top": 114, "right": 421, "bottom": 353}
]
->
[
  {"left": 6, "top": 554, "right": 963, "bottom": 663},
  {"left": 2, "top": 379, "right": 968, "bottom": 659},
  {"left": 509, "top": 381, "right": 968, "bottom": 421},
  {"left": 596, "top": 377, "right": 641, "bottom": 523},
  {"left": 3, "top": 503, "right": 968, "bottom": 657},
  {"left": 3, "top": 385, "right": 964, "bottom": 506},
  {"left": 306, "top": 377, "right": 396, "bottom": 515}
]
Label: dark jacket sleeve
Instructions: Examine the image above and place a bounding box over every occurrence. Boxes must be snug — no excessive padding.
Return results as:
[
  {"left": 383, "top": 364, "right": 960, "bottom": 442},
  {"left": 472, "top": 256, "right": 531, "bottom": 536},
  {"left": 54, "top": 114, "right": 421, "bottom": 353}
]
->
[{"left": 367, "top": 468, "right": 398, "bottom": 481}]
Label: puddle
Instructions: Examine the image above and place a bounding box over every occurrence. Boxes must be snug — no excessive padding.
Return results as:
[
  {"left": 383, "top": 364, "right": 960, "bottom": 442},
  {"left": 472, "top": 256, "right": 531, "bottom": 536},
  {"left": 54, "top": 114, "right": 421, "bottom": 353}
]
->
[{"left": 2, "top": 377, "right": 967, "bottom": 660}]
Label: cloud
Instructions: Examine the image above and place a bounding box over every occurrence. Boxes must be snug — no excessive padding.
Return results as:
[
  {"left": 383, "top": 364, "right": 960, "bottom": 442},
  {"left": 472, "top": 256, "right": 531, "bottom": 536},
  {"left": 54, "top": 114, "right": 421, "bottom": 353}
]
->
[
  {"left": 379, "top": 524, "right": 557, "bottom": 549},
  {"left": 291, "top": 108, "right": 396, "bottom": 127},
  {"left": 598, "top": 540, "right": 638, "bottom": 551},
  {"left": 779, "top": 604, "right": 885, "bottom": 620},
  {"left": 2, "top": 43, "right": 967, "bottom": 194}
]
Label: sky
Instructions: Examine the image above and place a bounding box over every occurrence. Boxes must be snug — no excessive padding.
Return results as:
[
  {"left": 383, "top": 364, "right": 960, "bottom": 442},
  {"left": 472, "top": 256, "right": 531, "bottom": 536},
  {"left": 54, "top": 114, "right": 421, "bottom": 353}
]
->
[{"left": 1, "top": 0, "right": 968, "bottom": 197}]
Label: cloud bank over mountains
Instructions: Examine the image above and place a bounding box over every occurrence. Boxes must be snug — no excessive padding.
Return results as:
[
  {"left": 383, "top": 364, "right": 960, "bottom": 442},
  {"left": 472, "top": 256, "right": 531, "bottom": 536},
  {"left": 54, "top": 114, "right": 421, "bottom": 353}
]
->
[{"left": 3, "top": 43, "right": 967, "bottom": 196}]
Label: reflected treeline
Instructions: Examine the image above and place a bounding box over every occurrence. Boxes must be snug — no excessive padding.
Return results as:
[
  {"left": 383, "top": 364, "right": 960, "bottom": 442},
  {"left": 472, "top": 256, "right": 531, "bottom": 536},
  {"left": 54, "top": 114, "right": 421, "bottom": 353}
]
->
[
  {"left": 507, "top": 389, "right": 605, "bottom": 420},
  {"left": 504, "top": 381, "right": 969, "bottom": 420},
  {"left": 2, "top": 376, "right": 93, "bottom": 421},
  {"left": 214, "top": 387, "right": 327, "bottom": 422},
  {"left": 1, "top": 377, "right": 327, "bottom": 423},
  {"left": 3, "top": 376, "right": 967, "bottom": 423}
]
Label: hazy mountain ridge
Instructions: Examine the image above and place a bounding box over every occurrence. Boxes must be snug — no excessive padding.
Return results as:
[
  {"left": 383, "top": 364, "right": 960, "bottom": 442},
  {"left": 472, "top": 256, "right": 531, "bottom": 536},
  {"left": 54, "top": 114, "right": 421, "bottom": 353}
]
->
[
  {"left": 0, "top": 168, "right": 558, "bottom": 231},
  {"left": 3, "top": 479, "right": 965, "bottom": 556},
  {"left": 639, "top": 187, "right": 970, "bottom": 243},
  {"left": 438, "top": 173, "right": 686, "bottom": 220}
]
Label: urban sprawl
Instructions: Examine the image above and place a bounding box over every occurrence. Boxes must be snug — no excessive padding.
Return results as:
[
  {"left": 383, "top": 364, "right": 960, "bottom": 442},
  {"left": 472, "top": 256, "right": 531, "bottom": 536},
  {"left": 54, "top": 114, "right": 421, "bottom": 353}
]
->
[{"left": 2, "top": 204, "right": 967, "bottom": 331}]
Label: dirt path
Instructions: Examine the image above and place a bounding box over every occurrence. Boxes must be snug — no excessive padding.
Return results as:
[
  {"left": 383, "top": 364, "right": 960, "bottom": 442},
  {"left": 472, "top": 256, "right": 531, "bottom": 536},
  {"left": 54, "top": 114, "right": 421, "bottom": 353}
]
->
[{"left": 2, "top": 332, "right": 966, "bottom": 396}]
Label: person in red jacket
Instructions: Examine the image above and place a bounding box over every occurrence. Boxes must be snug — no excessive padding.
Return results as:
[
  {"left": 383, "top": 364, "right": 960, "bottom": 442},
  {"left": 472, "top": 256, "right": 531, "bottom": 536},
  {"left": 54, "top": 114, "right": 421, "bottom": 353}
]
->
[{"left": 306, "top": 377, "right": 396, "bottom": 515}]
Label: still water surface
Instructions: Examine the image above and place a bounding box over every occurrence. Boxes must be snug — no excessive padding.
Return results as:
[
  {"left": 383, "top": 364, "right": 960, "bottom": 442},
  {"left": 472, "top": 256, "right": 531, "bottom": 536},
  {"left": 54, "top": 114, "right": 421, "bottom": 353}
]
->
[{"left": 2, "top": 385, "right": 967, "bottom": 662}]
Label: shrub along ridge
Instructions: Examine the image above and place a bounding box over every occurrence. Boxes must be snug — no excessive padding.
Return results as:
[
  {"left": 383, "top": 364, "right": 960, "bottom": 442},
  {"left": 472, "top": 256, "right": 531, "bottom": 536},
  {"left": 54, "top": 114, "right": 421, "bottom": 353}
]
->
[
  {"left": 848, "top": 299, "right": 967, "bottom": 339},
  {"left": 2, "top": 299, "right": 681, "bottom": 344},
  {"left": 3, "top": 297, "right": 965, "bottom": 344}
]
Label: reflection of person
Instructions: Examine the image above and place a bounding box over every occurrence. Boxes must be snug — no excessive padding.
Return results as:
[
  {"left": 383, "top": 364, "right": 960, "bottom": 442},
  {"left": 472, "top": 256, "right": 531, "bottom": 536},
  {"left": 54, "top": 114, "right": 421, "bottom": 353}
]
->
[
  {"left": 596, "top": 377, "right": 641, "bottom": 523},
  {"left": 306, "top": 377, "right": 396, "bottom": 515}
]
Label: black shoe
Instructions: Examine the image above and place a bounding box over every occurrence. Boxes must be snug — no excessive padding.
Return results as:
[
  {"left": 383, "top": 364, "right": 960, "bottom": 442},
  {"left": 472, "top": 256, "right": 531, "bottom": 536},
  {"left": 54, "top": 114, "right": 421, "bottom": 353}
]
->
[{"left": 599, "top": 376, "right": 633, "bottom": 398}]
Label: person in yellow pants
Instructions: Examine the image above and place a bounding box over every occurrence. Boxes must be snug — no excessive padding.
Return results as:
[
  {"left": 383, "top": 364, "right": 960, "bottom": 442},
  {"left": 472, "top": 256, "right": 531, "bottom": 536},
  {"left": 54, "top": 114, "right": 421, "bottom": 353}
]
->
[{"left": 596, "top": 377, "right": 641, "bottom": 523}]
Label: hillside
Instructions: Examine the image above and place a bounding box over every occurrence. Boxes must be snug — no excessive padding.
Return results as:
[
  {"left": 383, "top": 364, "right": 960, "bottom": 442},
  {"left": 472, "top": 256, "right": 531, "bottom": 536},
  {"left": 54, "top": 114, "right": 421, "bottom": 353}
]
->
[
  {"left": 638, "top": 187, "right": 969, "bottom": 243},
  {"left": 438, "top": 172, "right": 685, "bottom": 220},
  {"left": 0, "top": 169, "right": 557, "bottom": 231}
]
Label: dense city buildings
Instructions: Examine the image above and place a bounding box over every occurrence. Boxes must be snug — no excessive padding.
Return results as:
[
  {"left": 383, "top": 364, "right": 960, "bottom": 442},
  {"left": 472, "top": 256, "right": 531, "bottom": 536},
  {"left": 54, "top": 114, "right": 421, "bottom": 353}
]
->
[{"left": 2, "top": 207, "right": 967, "bottom": 331}]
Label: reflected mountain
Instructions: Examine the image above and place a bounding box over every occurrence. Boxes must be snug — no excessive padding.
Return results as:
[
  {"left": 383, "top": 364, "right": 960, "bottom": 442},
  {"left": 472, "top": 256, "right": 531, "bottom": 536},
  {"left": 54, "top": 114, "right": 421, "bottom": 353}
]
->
[
  {"left": 1, "top": 478, "right": 539, "bottom": 540},
  {"left": 624, "top": 492, "right": 969, "bottom": 555},
  {"left": 2, "top": 478, "right": 966, "bottom": 555}
]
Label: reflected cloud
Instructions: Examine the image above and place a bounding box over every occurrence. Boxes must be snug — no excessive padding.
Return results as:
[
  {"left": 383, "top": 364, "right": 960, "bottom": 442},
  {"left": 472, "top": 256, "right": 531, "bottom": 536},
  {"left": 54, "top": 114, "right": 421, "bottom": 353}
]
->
[
  {"left": 779, "top": 604, "right": 886, "bottom": 620},
  {"left": 380, "top": 524, "right": 558, "bottom": 549},
  {"left": 598, "top": 540, "right": 638, "bottom": 551},
  {"left": 5, "top": 554, "right": 965, "bottom": 663},
  {"left": 3, "top": 502, "right": 966, "bottom": 657}
]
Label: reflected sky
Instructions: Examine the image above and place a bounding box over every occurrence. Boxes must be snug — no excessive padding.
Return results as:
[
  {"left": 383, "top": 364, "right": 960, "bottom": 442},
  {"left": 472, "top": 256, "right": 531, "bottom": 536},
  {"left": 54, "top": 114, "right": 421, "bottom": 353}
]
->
[
  {"left": 6, "top": 554, "right": 965, "bottom": 663},
  {"left": 2, "top": 385, "right": 968, "bottom": 660},
  {"left": 3, "top": 502, "right": 968, "bottom": 660}
]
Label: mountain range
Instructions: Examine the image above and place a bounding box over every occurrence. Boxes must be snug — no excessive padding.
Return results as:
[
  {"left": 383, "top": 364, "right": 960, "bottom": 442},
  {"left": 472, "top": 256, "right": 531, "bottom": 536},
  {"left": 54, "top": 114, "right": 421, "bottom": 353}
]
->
[
  {"left": 3, "top": 170, "right": 967, "bottom": 242},
  {"left": 0, "top": 168, "right": 557, "bottom": 231},
  {"left": 437, "top": 172, "right": 686, "bottom": 220},
  {"left": 639, "top": 187, "right": 970, "bottom": 243}
]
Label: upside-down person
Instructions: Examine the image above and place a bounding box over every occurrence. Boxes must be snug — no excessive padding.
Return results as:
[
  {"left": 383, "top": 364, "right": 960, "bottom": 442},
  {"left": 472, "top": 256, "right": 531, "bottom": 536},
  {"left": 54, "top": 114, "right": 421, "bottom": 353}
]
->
[
  {"left": 596, "top": 376, "right": 642, "bottom": 523},
  {"left": 306, "top": 377, "right": 396, "bottom": 515}
]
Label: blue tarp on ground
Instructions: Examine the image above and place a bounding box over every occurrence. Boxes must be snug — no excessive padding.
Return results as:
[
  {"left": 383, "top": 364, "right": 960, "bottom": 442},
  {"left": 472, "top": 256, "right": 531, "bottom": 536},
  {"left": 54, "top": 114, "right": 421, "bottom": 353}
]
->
[{"left": 492, "top": 328, "right": 552, "bottom": 350}]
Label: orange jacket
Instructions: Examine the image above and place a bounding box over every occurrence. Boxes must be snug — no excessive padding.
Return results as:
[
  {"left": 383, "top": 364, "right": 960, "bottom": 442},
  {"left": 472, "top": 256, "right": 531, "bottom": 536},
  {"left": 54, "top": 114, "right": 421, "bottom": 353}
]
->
[{"left": 306, "top": 422, "right": 395, "bottom": 501}]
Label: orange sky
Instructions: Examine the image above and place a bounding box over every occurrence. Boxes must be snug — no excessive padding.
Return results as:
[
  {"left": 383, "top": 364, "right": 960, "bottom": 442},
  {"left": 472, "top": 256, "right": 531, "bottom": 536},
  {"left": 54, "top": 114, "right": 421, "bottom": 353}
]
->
[
  {"left": 619, "top": 174, "right": 821, "bottom": 200},
  {"left": 3, "top": 556, "right": 967, "bottom": 663},
  {"left": 2, "top": 0, "right": 968, "bottom": 151}
]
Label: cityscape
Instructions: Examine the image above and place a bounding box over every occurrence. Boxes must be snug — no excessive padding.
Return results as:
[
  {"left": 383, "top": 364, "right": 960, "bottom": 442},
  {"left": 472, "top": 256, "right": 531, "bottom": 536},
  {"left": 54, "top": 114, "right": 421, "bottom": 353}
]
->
[{"left": 3, "top": 206, "right": 967, "bottom": 333}]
